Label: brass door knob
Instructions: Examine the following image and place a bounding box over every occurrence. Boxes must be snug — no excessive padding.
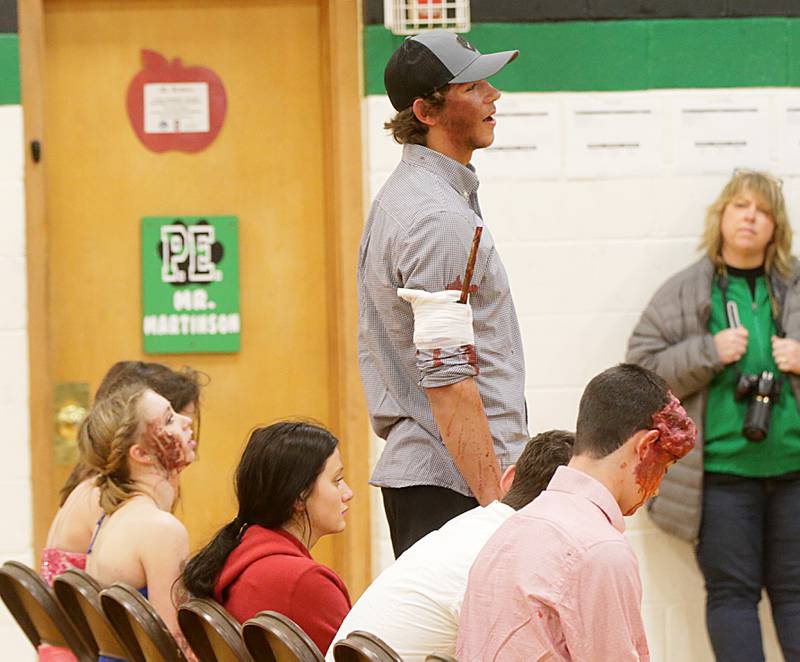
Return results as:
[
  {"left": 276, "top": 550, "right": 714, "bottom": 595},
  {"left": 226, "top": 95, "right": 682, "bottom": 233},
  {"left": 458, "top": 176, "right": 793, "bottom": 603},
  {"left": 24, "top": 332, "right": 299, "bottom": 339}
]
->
[{"left": 56, "top": 403, "right": 87, "bottom": 443}]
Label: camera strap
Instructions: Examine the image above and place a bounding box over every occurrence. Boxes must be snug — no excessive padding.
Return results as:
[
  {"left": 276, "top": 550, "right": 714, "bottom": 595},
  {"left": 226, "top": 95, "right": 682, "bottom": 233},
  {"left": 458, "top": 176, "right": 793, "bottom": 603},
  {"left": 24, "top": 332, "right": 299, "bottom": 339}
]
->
[
  {"left": 716, "top": 266, "right": 785, "bottom": 388},
  {"left": 717, "top": 266, "right": 785, "bottom": 337}
]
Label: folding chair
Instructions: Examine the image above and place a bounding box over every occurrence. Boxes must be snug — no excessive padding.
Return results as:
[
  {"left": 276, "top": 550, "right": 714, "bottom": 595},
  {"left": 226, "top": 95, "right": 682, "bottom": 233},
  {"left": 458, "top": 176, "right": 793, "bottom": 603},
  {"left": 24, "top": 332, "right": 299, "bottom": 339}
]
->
[
  {"left": 0, "top": 560, "right": 94, "bottom": 661},
  {"left": 100, "top": 583, "right": 188, "bottom": 662},
  {"left": 331, "top": 630, "right": 402, "bottom": 662},
  {"left": 178, "top": 597, "right": 252, "bottom": 661},
  {"left": 242, "top": 610, "right": 323, "bottom": 662},
  {"left": 52, "top": 568, "right": 128, "bottom": 660}
]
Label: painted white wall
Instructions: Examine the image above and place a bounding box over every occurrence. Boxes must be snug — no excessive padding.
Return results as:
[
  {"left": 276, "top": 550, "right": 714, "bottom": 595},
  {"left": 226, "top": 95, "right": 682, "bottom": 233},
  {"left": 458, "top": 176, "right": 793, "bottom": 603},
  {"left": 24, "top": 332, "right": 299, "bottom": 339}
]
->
[
  {"left": 364, "top": 90, "right": 794, "bottom": 662},
  {"left": 0, "top": 104, "right": 35, "bottom": 659}
]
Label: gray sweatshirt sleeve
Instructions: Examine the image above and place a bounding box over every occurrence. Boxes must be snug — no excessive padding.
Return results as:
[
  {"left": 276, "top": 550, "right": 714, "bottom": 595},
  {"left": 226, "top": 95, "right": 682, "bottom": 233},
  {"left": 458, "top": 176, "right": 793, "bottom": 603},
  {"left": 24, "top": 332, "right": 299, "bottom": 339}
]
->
[{"left": 626, "top": 291, "right": 723, "bottom": 401}]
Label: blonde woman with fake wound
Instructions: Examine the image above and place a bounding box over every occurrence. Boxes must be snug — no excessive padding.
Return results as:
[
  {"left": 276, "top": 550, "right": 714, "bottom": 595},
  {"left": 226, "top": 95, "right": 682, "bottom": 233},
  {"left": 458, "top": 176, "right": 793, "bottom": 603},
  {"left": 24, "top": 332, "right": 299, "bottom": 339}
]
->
[
  {"left": 80, "top": 383, "right": 198, "bottom": 662},
  {"left": 627, "top": 170, "right": 800, "bottom": 661},
  {"left": 38, "top": 362, "right": 203, "bottom": 662}
]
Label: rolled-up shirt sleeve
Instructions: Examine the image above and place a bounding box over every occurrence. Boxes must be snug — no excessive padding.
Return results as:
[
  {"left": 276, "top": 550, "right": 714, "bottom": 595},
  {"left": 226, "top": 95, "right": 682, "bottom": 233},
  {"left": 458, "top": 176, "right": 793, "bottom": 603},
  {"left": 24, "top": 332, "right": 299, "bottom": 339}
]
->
[{"left": 397, "top": 211, "right": 486, "bottom": 387}]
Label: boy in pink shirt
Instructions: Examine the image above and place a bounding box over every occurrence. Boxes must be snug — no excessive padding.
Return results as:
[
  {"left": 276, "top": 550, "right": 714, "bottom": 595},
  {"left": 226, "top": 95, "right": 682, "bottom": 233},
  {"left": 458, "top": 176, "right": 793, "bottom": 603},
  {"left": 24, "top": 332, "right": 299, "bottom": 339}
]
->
[{"left": 457, "top": 364, "right": 696, "bottom": 661}]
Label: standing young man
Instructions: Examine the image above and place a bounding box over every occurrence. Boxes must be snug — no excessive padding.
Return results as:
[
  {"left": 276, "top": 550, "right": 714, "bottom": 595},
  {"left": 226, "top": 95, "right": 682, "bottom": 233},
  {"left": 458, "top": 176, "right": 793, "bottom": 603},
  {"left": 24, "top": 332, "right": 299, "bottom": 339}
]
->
[
  {"left": 357, "top": 30, "right": 528, "bottom": 557},
  {"left": 457, "top": 364, "right": 697, "bottom": 661}
]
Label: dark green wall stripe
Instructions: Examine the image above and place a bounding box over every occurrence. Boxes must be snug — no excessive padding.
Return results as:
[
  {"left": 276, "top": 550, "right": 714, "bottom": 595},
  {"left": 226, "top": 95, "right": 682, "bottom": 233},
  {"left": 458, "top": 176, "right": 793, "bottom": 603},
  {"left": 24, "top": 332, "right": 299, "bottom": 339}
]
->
[
  {"left": 364, "top": 0, "right": 800, "bottom": 24},
  {"left": 0, "top": 34, "right": 20, "bottom": 105},
  {"left": 364, "top": 18, "right": 800, "bottom": 94}
]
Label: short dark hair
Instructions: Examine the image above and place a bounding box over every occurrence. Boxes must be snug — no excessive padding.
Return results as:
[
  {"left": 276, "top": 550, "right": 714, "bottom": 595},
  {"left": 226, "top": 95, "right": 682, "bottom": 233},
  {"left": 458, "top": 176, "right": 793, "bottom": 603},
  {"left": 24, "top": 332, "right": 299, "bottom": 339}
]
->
[
  {"left": 502, "top": 430, "right": 574, "bottom": 510},
  {"left": 384, "top": 87, "right": 448, "bottom": 145},
  {"left": 574, "top": 363, "right": 670, "bottom": 459},
  {"left": 182, "top": 420, "right": 338, "bottom": 599}
]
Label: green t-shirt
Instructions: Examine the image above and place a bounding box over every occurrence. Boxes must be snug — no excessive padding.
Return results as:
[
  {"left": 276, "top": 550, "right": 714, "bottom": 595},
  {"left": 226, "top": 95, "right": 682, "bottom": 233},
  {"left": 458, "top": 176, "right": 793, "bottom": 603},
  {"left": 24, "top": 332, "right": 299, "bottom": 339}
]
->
[{"left": 705, "top": 272, "right": 800, "bottom": 476}]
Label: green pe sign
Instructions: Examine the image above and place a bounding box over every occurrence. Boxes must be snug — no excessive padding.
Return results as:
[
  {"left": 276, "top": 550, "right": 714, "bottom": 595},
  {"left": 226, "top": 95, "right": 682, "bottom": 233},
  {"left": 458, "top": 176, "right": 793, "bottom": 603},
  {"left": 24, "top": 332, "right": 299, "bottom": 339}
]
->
[{"left": 141, "top": 216, "right": 240, "bottom": 353}]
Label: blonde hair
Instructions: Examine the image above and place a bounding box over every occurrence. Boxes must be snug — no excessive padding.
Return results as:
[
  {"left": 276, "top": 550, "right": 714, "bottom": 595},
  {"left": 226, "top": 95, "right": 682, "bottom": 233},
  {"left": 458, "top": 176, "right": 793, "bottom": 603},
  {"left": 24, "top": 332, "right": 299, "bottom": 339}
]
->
[
  {"left": 79, "top": 383, "right": 148, "bottom": 514},
  {"left": 700, "top": 170, "right": 793, "bottom": 277}
]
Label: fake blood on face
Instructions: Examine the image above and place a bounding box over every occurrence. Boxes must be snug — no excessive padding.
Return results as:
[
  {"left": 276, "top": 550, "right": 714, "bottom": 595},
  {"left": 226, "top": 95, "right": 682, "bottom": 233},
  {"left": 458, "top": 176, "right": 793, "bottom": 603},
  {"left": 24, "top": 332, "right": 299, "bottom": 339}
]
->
[
  {"left": 145, "top": 420, "right": 189, "bottom": 473},
  {"left": 634, "top": 393, "right": 697, "bottom": 498}
]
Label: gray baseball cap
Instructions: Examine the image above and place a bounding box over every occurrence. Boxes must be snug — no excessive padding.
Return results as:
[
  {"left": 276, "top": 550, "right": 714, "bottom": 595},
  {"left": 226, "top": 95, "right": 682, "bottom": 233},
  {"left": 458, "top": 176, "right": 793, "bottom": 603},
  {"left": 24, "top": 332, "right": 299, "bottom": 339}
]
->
[{"left": 384, "top": 30, "right": 519, "bottom": 111}]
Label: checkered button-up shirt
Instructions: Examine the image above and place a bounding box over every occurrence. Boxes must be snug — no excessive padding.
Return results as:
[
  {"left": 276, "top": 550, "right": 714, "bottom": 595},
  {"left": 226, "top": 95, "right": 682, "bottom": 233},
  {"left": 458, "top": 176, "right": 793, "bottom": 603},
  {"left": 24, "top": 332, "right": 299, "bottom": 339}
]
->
[{"left": 358, "top": 143, "right": 528, "bottom": 496}]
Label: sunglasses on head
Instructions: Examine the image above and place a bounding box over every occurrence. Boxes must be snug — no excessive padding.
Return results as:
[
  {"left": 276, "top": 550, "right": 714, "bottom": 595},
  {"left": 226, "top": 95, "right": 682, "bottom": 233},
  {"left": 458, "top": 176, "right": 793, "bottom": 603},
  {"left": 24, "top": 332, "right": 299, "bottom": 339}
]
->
[{"left": 732, "top": 167, "right": 783, "bottom": 190}]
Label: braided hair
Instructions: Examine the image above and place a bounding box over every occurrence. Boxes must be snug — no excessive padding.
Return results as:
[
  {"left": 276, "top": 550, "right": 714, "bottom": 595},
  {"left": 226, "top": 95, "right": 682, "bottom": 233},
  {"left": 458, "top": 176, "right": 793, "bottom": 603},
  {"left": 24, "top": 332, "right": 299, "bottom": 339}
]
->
[
  {"left": 60, "top": 361, "right": 205, "bottom": 506},
  {"left": 78, "top": 383, "right": 149, "bottom": 514}
]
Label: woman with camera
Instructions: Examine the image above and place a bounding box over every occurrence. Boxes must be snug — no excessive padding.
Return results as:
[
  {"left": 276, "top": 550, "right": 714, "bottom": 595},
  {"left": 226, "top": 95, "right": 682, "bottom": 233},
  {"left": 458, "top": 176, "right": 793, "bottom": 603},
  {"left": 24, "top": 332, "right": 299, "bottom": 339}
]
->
[{"left": 627, "top": 170, "right": 800, "bottom": 661}]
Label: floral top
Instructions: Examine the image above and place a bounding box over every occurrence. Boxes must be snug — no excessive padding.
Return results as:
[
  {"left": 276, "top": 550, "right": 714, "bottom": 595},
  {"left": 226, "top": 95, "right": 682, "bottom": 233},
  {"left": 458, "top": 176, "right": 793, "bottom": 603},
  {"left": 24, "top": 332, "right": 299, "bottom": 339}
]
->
[{"left": 39, "top": 547, "right": 87, "bottom": 587}]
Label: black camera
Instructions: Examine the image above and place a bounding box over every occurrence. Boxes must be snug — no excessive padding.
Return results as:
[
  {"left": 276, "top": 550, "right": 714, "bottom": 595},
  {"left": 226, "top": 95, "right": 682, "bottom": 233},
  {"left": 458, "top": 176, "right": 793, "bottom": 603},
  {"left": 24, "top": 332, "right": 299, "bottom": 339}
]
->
[{"left": 734, "top": 371, "right": 781, "bottom": 442}]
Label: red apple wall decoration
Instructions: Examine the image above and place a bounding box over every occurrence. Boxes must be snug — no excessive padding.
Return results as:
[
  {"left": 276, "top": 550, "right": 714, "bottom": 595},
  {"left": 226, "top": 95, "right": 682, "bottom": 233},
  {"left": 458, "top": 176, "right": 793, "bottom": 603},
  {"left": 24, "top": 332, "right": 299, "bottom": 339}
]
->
[{"left": 126, "top": 49, "right": 227, "bottom": 153}]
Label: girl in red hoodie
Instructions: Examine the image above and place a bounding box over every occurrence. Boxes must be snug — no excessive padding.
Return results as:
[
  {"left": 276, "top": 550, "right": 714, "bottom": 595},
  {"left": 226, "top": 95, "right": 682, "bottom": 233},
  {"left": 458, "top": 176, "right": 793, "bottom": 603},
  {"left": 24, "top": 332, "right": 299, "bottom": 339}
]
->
[{"left": 182, "top": 421, "right": 354, "bottom": 653}]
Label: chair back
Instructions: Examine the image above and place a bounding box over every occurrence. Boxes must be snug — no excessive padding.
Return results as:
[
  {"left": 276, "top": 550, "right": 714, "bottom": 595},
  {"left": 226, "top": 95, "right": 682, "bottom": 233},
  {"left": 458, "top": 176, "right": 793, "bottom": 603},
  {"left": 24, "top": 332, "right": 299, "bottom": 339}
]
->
[
  {"left": 52, "top": 567, "right": 128, "bottom": 660},
  {"left": 100, "top": 583, "right": 188, "bottom": 662},
  {"left": 178, "top": 597, "right": 252, "bottom": 661},
  {"left": 242, "top": 610, "right": 323, "bottom": 662},
  {"left": 0, "top": 560, "right": 94, "bottom": 661},
  {"left": 425, "top": 654, "right": 457, "bottom": 662},
  {"left": 331, "top": 631, "right": 402, "bottom": 662}
]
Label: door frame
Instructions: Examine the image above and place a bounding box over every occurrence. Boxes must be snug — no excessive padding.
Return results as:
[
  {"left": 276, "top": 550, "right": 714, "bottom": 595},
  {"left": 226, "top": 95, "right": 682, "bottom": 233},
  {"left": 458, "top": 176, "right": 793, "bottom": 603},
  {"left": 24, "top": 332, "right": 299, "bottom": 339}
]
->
[{"left": 18, "top": 0, "right": 371, "bottom": 595}]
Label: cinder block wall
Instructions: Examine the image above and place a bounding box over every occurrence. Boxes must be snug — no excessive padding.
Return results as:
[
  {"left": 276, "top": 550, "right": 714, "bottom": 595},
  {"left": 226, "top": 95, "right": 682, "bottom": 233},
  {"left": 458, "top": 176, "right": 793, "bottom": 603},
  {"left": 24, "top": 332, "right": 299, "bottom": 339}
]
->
[
  {"left": 0, "top": 18, "right": 35, "bottom": 658},
  {"left": 364, "top": 86, "right": 791, "bottom": 662},
  {"left": 362, "top": 15, "right": 800, "bottom": 660}
]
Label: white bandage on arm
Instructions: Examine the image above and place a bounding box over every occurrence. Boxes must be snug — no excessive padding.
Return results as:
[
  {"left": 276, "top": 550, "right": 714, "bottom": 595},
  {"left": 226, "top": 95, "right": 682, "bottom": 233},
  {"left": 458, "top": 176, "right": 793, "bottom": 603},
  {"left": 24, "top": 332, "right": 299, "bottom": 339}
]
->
[{"left": 397, "top": 288, "right": 475, "bottom": 350}]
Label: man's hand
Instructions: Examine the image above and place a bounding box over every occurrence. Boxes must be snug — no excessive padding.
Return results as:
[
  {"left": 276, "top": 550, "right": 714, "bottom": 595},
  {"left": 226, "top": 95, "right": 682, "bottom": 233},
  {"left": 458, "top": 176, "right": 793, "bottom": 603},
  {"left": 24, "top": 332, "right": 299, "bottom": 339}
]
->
[
  {"left": 772, "top": 336, "right": 800, "bottom": 374},
  {"left": 714, "top": 327, "right": 748, "bottom": 365},
  {"left": 425, "top": 378, "right": 502, "bottom": 506}
]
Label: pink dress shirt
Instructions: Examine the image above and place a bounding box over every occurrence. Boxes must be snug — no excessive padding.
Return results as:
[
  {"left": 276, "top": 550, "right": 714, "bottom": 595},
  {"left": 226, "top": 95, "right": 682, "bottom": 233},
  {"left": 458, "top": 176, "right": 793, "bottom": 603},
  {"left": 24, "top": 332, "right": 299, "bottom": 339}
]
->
[{"left": 457, "top": 465, "right": 649, "bottom": 661}]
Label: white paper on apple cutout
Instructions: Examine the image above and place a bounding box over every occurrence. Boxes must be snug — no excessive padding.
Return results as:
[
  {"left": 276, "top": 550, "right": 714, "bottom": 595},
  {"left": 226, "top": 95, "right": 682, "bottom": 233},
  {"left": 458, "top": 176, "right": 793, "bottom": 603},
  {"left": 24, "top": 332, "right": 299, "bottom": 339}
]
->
[{"left": 144, "top": 83, "right": 210, "bottom": 134}]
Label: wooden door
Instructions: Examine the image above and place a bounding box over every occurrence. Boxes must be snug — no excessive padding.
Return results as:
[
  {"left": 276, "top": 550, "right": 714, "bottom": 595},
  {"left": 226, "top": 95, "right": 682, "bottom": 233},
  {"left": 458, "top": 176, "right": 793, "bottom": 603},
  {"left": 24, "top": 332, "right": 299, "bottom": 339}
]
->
[{"left": 20, "top": 0, "right": 370, "bottom": 593}]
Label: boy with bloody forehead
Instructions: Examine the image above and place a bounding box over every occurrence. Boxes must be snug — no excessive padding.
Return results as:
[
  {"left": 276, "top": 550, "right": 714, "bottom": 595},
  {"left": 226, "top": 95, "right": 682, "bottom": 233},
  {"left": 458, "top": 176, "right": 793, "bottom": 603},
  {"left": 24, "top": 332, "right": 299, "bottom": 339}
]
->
[
  {"left": 357, "top": 30, "right": 528, "bottom": 558},
  {"left": 458, "top": 364, "right": 696, "bottom": 661}
]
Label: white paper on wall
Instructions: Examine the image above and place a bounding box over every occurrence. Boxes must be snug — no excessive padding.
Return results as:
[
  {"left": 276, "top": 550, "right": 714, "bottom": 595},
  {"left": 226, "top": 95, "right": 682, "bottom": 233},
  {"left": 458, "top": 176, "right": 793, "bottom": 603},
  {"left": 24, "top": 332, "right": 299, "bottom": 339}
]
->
[
  {"left": 472, "top": 94, "right": 561, "bottom": 180},
  {"left": 564, "top": 93, "right": 664, "bottom": 179},
  {"left": 669, "top": 92, "right": 770, "bottom": 175},
  {"left": 774, "top": 90, "right": 800, "bottom": 176}
]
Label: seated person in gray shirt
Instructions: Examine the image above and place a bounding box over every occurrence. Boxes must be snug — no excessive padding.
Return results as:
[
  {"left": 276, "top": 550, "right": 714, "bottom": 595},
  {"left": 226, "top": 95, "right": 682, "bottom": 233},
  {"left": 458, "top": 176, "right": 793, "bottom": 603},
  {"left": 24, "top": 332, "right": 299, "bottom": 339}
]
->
[
  {"left": 326, "top": 430, "right": 574, "bottom": 662},
  {"left": 358, "top": 30, "right": 529, "bottom": 558}
]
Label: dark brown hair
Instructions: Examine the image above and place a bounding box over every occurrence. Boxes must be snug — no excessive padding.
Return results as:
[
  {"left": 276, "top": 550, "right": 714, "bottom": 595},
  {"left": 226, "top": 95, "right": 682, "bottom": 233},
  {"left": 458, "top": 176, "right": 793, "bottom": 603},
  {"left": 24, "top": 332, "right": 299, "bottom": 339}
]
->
[
  {"left": 574, "top": 364, "right": 670, "bottom": 459},
  {"left": 502, "top": 430, "right": 574, "bottom": 510},
  {"left": 182, "top": 421, "right": 338, "bottom": 599}
]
